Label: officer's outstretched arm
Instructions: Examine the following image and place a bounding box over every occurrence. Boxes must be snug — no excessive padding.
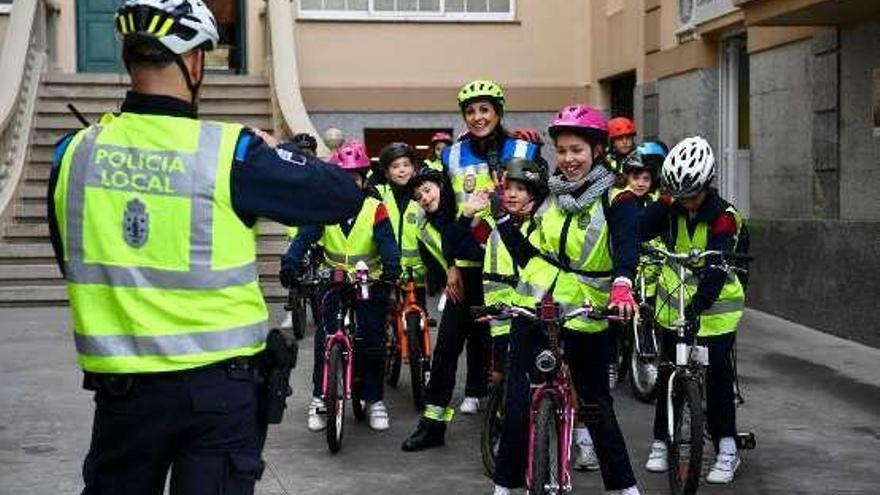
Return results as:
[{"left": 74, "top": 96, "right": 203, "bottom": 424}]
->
[{"left": 231, "top": 131, "right": 364, "bottom": 227}]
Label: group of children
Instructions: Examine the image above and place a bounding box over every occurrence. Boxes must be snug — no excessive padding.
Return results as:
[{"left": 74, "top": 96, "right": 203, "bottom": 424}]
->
[{"left": 279, "top": 79, "right": 749, "bottom": 495}]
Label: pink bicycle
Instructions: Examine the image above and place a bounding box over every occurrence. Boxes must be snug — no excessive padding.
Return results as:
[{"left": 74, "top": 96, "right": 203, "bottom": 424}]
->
[
  {"left": 475, "top": 295, "right": 620, "bottom": 495},
  {"left": 319, "top": 262, "right": 391, "bottom": 453}
]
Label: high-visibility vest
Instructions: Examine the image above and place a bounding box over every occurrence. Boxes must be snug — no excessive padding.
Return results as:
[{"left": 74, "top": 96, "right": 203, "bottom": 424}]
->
[
  {"left": 415, "top": 214, "right": 448, "bottom": 272},
  {"left": 517, "top": 189, "right": 624, "bottom": 333},
  {"left": 441, "top": 137, "right": 538, "bottom": 268},
  {"left": 423, "top": 158, "right": 444, "bottom": 172},
  {"left": 53, "top": 112, "right": 268, "bottom": 374},
  {"left": 321, "top": 197, "right": 384, "bottom": 276},
  {"left": 483, "top": 218, "right": 532, "bottom": 337},
  {"left": 377, "top": 184, "right": 424, "bottom": 284},
  {"left": 655, "top": 206, "right": 745, "bottom": 337}
]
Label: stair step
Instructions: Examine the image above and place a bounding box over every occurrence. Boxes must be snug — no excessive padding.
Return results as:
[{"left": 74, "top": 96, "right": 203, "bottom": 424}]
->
[
  {"left": 28, "top": 147, "right": 55, "bottom": 164},
  {"left": 4, "top": 223, "right": 49, "bottom": 240},
  {"left": 0, "top": 243, "right": 55, "bottom": 259},
  {"left": 35, "top": 114, "right": 273, "bottom": 132},
  {"left": 38, "top": 100, "right": 272, "bottom": 117},
  {"left": 40, "top": 85, "right": 270, "bottom": 101},
  {"left": 0, "top": 286, "right": 69, "bottom": 306},
  {"left": 14, "top": 203, "right": 46, "bottom": 221},
  {"left": 25, "top": 163, "right": 52, "bottom": 182},
  {"left": 43, "top": 73, "right": 268, "bottom": 86},
  {"left": 19, "top": 184, "right": 47, "bottom": 201},
  {"left": 0, "top": 263, "right": 62, "bottom": 281}
]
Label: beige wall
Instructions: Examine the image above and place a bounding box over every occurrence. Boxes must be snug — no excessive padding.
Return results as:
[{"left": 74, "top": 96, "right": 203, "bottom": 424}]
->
[
  {"left": 0, "top": 13, "right": 8, "bottom": 48},
  {"left": 290, "top": 0, "right": 589, "bottom": 109},
  {"left": 589, "top": 0, "right": 643, "bottom": 107}
]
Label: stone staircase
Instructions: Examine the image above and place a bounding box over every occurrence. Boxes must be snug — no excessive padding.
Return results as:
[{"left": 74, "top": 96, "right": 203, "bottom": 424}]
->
[{"left": 0, "top": 73, "right": 289, "bottom": 306}]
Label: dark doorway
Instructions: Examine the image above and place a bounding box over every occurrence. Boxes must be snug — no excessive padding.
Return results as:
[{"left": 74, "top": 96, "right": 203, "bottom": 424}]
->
[
  {"left": 76, "top": 0, "right": 245, "bottom": 73},
  {"left": 364, "top": 128, "right": 455, "bottom": 164},
  {"left": 203, "top": 0, "right": 246, "bottom": 73},
  {"left": 609, "top": 71, "right": 637, "bottom": 119}
]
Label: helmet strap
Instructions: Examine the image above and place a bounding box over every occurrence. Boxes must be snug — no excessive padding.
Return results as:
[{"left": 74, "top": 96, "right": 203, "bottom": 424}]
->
[{"left": 173, "top": 51, "right": 204, "bottom": 111}]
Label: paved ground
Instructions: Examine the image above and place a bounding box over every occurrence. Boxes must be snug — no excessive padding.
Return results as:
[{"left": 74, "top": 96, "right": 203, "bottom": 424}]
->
[{"left": 0, "top": 305, "right": 878, "bottom": 495}]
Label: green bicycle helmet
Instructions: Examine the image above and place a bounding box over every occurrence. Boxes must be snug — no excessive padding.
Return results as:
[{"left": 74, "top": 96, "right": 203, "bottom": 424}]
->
[{"left": 457, "top": 79, "right": 506, "bottom": 114}]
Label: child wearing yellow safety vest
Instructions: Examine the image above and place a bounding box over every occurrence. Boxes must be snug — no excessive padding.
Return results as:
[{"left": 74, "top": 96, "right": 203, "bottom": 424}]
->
[
  {"left": 375, "top": 142, "right": 428, "bottom": 306},
  {"left": 281, "top": 139, "right": 401, "bottom": 433},
  {"left": 640, "top": 136, "right": 747, "bottom": 486},
  {"left": 475, "top": 158, "right": 547, "bottom": 384}
]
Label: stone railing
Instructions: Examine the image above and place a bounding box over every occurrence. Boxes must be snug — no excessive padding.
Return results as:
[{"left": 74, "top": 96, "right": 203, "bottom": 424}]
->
[
  {"left": 263, "top": 0, "right": 329, "bottom": 156},
  {"left": 0, "top": 0, "right": 57, "bottom": 225}
]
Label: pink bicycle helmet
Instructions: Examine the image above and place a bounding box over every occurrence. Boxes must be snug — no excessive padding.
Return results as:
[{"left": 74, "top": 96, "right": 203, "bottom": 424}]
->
[
  {"left": 548, "top": 104, "right": 608, "bottom": 142},
  {"left": 431, "top": 132, "right": 453, "bottom": 144},
  {"left": 329, "top": 139, "right": 370, "bottom": 171}
]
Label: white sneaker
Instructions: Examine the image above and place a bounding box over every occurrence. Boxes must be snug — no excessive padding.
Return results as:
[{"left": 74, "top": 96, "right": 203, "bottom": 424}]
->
[
  {"left": 492, "top": 485, "right": 511, "bottom": 495},
  {"left": 645, "top": 440, "right": 668, "bottom": 473},
  {"left": 307, "top": 397, "right": 327, "bottom": 432},
  {"left": 573, "top": 442, "right": 600, "bottom": 471},
  {"left": 607, "top": 486, "right": 641, "bottom": 495},
  {"left": 367, "top": 401, "right": 391, "bottom": 431},
  {"left": 459, "top": 397, "right": 481, "bottom": 414},
  {"left": 706, "top": 452, "right": 740, "bottom": 484},
  {"left": 280, "top": 312, "right": 293, "bottom": 329}
]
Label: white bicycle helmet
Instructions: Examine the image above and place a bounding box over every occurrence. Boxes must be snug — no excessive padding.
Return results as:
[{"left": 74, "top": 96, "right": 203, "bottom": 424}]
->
[
  {"left": 115, "top": 0, "right": 219, "bottom": 55},
  {"left": 661, "top": 136, "right": 716, "bottom": 198}
]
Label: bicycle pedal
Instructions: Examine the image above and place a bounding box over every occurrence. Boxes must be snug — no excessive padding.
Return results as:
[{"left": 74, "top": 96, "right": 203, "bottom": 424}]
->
[{"left": 736, "top": 432, "right": 756, "bottom": 450}]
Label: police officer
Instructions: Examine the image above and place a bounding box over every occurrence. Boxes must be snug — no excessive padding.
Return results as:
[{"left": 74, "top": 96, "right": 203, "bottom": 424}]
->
[{"left": 46, "top": 1, "right": 363, "bottom": 493}]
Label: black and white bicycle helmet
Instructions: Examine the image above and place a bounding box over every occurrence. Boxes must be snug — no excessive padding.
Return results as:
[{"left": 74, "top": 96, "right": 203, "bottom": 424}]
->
[
  {"left": 116, "top": 0, "right": 219, "bottom": 55},
  {"left": 661, "top": 136, "right": 716, "bottom": 198}
]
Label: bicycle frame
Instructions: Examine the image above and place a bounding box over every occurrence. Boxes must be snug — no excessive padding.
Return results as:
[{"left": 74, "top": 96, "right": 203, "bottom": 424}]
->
[
  {"left": 320, "top": 283, "right": 357, "bottom": 401},
  {"left": 391, "top": 268, "right": 432, "bottom": 365}
]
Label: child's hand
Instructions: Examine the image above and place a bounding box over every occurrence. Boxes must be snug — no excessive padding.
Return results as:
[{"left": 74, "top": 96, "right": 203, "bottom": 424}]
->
[
  {"left": 249, "top": 127, "right": 279, "bottom": 148},
  {"left": 463, "top": 190, "right": 491, "bottom": 218}
]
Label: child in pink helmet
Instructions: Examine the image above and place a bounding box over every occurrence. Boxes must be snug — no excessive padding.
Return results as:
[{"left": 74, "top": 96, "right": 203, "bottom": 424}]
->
[{"left": 282, "top": 139, "right": 401, "bottom": 433}]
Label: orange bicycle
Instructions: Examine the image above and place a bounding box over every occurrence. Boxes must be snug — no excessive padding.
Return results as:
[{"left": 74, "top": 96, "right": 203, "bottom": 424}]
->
[{"left": 385, "top": 266, "right": 433, "bottom": 411}]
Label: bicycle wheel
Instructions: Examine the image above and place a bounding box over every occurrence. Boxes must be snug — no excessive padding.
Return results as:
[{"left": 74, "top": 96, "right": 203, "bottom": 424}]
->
[
  {"left": 629, "top": 312, "right": 659, "bottom": 403},
  {"left": 667, "top": 374, "right": 705, "bottom": 495},
  {"left": 385, "top": 320, "right": 402, "bottom": 387},
  {"left": 481, "top": 382, "right": 504, "bottom": 478},
  {"left": 529, "top": 394, "right": 561, "bottom": 495},
  {"left": 292, "top": 292, "right": 308, "bottom": 340},
  {"left": 325, "top": 343, "right": 346, "bottom": 454},
  {"left": 406, "top": 312, "right": 428, "bottom": 411}
]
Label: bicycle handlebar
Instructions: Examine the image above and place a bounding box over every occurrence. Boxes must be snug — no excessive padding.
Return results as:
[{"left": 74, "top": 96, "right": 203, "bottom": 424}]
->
[
  {"left": 642, "top": 244, "right": 754, "bottom": 265},
  {"left": 471, "top": 303, "right": 624, "bottom": 324}
]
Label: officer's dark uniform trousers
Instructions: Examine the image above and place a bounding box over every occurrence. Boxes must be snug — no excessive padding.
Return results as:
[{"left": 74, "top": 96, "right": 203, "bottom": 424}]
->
[{"left": 82, "top": 359, "right": 264, "bottom": 495}]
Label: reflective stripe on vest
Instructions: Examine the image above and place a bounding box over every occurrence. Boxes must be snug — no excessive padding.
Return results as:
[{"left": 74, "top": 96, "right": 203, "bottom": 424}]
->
[
  {"left": 655, "top": 207, "right": 745, "bottom": 336},
  {"left": 445, "top": 138, "right": 534, "bottom": 212},
  {"left": 55, "top": 113, "right": 268, "bottom": 373},
  {"left": 322, "top": 197, "right": 383, "bottom": 275},
  {"left": 517, "top": 194, "right": 615, "bottom": 333},
  {"left": 378, "top": 185, "right": 424, "bottom": 275},
  {"left": 416, "top": 216, "right": 448, "bottom": 271}
]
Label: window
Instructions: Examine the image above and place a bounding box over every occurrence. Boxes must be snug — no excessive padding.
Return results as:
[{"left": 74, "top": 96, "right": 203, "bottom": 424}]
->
[
  {"left": 0, "top": 0, "right": 12, "bottom": 15},
  {"left": 299, "top": 0, "right": 515, "bottom": 22}
]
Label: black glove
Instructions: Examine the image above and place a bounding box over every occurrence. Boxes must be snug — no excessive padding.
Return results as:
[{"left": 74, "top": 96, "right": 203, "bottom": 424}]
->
[
  {"left": 488, "top": 191, "right": 508, "bottom": 220},
  {"left": 279, "top": 268, "right": 296, "bottom": 289}
]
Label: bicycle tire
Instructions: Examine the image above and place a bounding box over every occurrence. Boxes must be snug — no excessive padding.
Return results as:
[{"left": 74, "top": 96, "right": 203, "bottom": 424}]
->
[
  {"left": 481, "top": 382, "right": 505, "bottom": 478},
  {"left": 668, "top": 374, "right": 705, "bottom": 495},
  {"left": 529, "top": 394, "right": 561, "bottom": 495},
  {"left": 292, "top": 292, "right": 308, "bottom": 340},
  {"left": 385, "top": 320, "right": 402, "bottom": 388},
  {"left": 629, "top": 312, "right": 659, "bottom": 403},
  {"left": 325, "top": 343, "right": 346, "bottom": 454},
  {"left": 406, "top": 312, "right": 428, "bottom": 412}
]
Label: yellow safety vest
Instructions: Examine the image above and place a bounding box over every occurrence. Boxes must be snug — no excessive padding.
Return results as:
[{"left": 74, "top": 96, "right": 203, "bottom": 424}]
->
[
  {"left": 415, "top": 214, "right": 448, "bottom": 272},
  {"left": 483, "top": 218, "right": 532, "bottom": 337},
  {"left": 377, "top": 184, "right": 425, "bottom": 284},
  {"left": 518, "top": 190, "right": 622, "bottom": 333},
  {"left": 321, "top": 197, "right": 384, "bottom": 276},
  {"left": 54, "top": 113, "right": 268, "bottom": 374},
  {"left": 655, "top": 207, "right": 745, "bottom": 337},
  {"left": 423, "top": 158, "right": 444, "bottom": 172}
]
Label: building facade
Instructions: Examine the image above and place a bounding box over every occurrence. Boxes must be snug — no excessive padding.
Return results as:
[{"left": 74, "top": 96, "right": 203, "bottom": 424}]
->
[{"left": 3, "top": 0, "right": 878, "bottom": 345}]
